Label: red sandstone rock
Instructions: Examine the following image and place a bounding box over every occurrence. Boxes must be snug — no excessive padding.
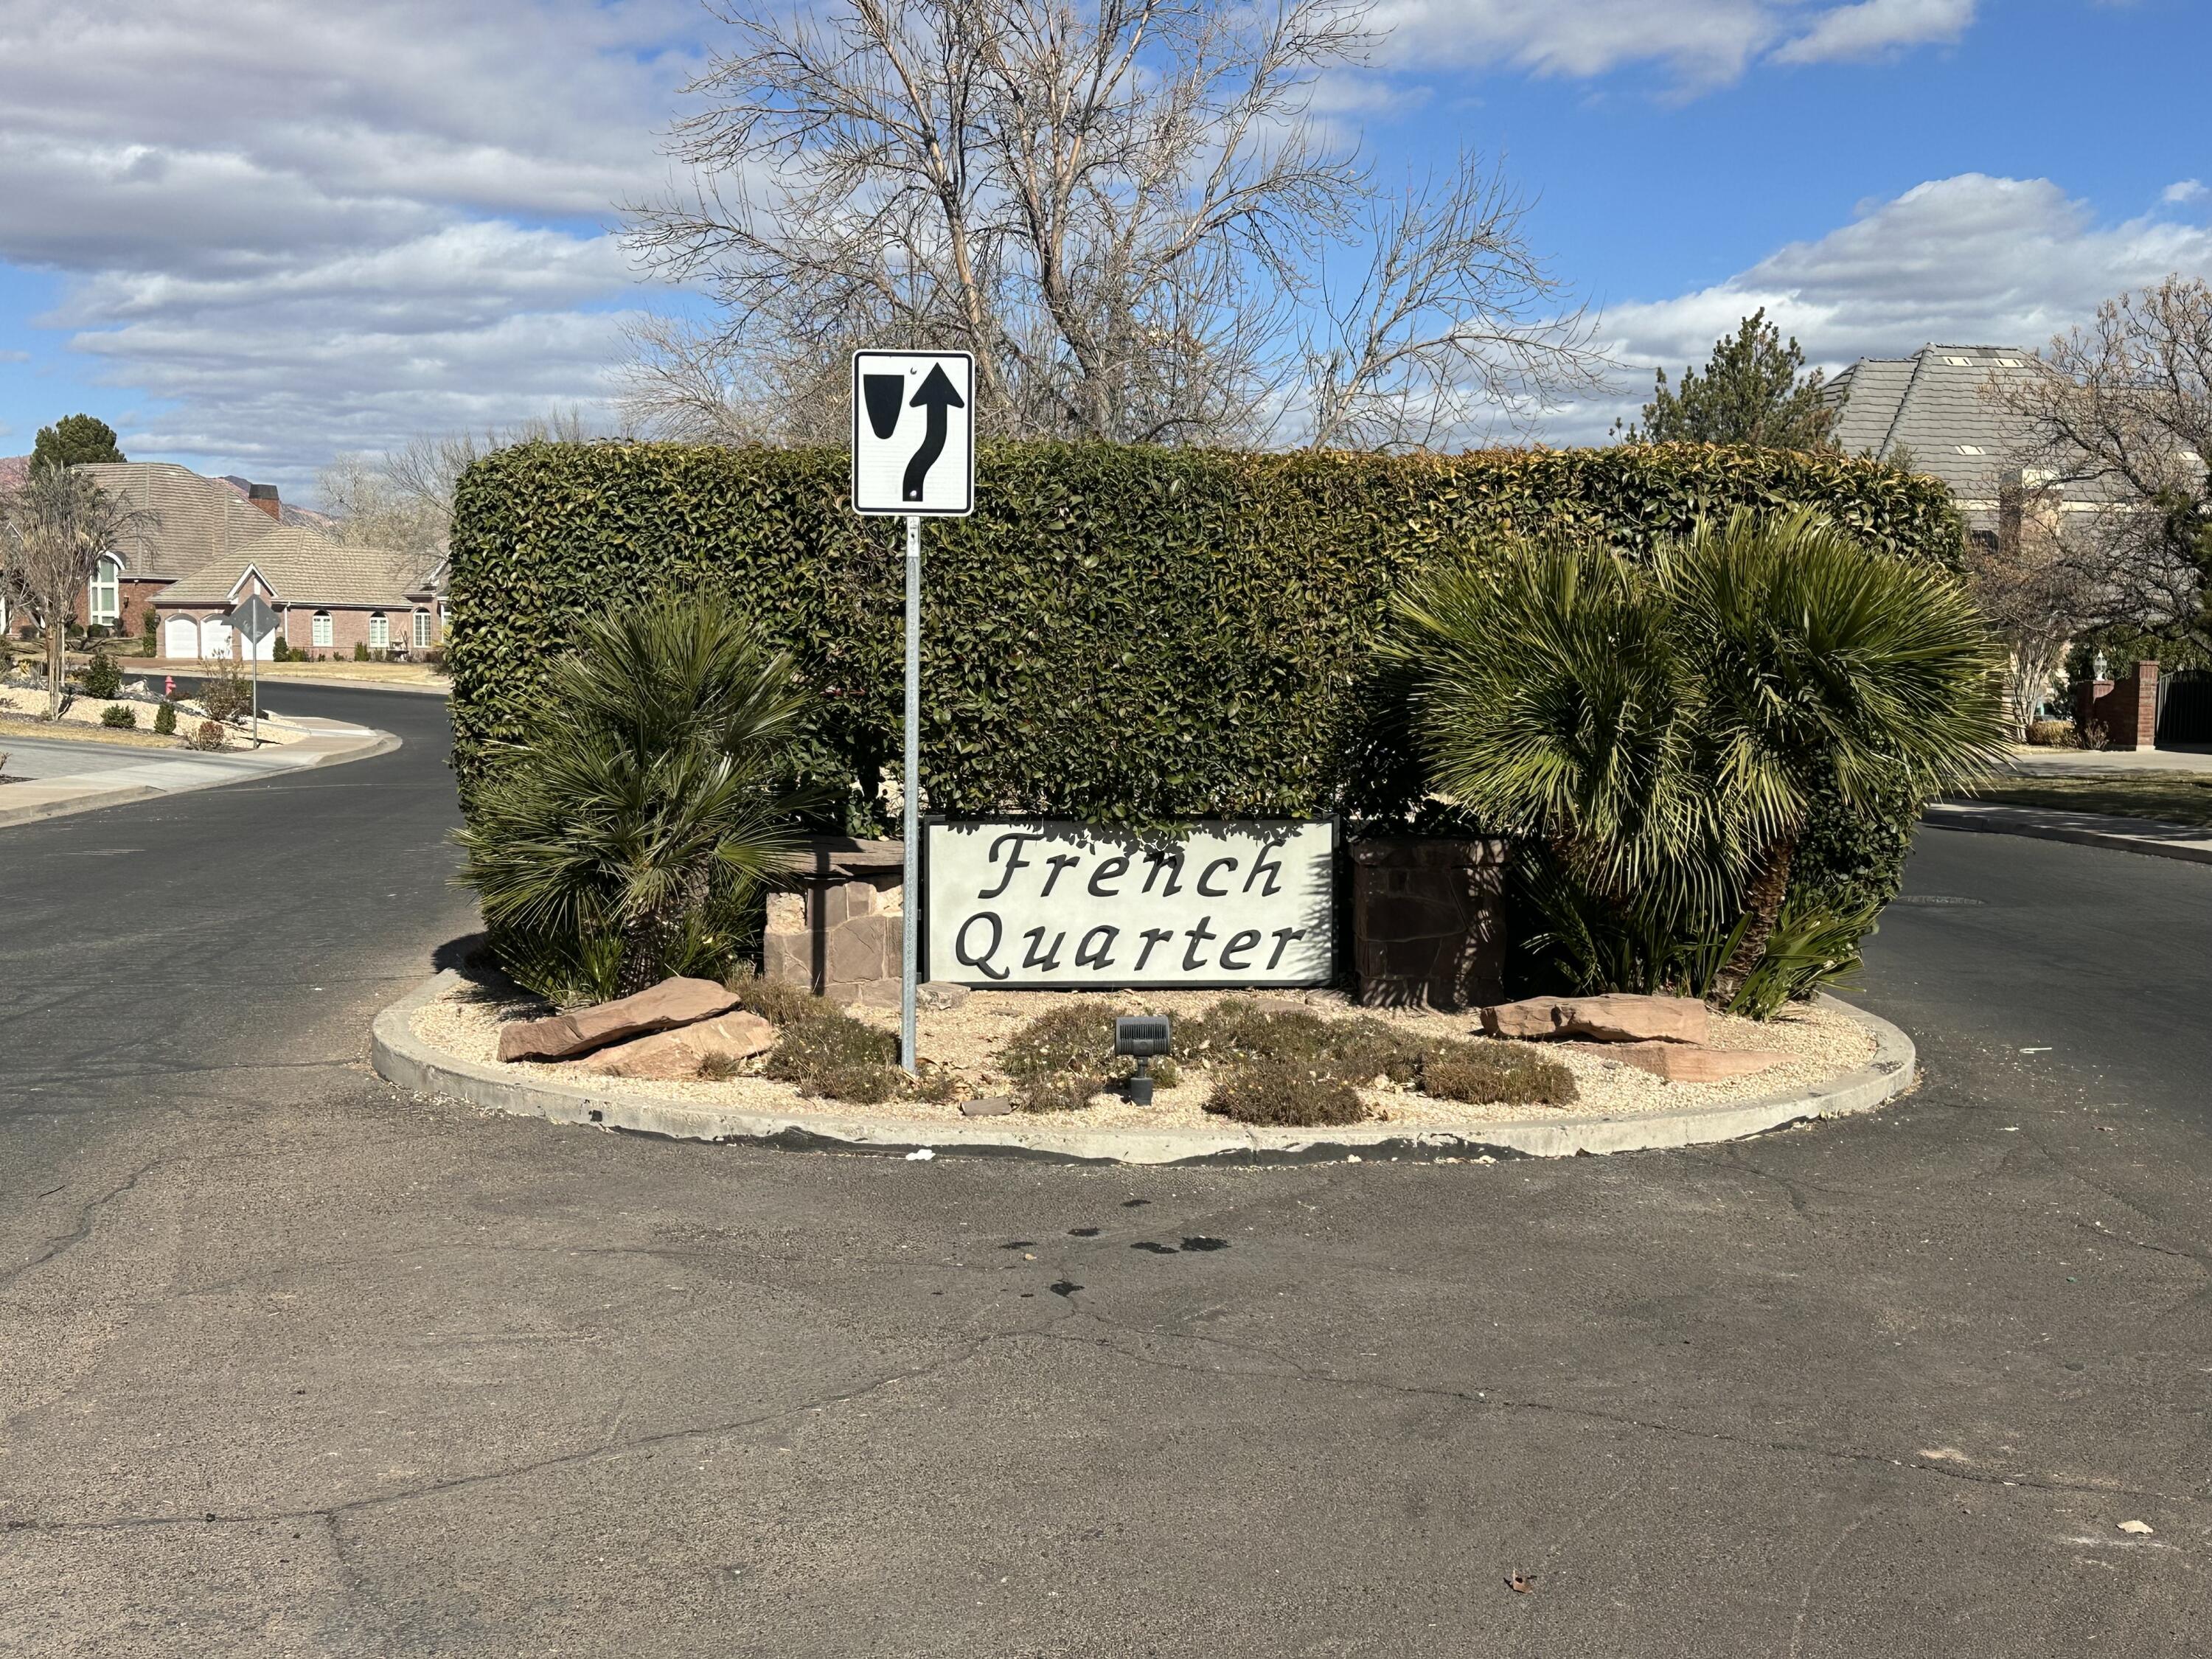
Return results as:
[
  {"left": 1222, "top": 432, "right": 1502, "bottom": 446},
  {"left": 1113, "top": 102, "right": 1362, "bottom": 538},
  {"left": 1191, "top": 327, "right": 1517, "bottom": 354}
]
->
[
  {"left": 497, "top": 977, "right": 740, "bottom": 1062},
  {"left": 566, "top": 1009, "right": 779, "bottom": 1079},
  {"left": 1480, "top": 993, "right": 1709, "bottom": 1046},
  {"left": 1584, "top": 1041, "right": 1786, "bottom": 1082}
]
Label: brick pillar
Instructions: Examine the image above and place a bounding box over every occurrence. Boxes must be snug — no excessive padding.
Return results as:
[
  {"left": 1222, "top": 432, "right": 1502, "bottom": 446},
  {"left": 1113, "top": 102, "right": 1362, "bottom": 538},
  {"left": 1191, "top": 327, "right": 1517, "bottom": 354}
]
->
[{"left": 2122, "top": 661, "right": 2158, "bottom": 750}]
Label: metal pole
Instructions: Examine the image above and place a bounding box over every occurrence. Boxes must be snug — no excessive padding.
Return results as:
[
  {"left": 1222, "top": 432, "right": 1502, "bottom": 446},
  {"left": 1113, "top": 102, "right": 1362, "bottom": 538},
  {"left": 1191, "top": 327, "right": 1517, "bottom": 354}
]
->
[
  {"left": 250, "top": 635, "right": 260, "bottom": 745},
  {"left": 901, "top": 512, "right": 921, "bottom": 1074}
]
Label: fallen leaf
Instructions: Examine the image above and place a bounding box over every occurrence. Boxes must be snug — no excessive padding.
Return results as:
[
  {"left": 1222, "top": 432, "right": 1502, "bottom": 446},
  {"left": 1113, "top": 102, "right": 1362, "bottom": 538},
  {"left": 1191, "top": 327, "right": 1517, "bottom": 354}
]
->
[
  {"left": 1506, "top": 1572, "right": 1534, "bottom": 1594},
  {"left": 2119, "top": 1520, "right": 2154, "bottom": 1535}
]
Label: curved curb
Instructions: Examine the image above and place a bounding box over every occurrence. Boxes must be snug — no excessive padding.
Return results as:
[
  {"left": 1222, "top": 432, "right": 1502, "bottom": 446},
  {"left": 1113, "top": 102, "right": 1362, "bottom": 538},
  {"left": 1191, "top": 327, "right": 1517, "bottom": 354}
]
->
[{"left": 372, "top": 974, "right": 1916, "bottom": 1166}]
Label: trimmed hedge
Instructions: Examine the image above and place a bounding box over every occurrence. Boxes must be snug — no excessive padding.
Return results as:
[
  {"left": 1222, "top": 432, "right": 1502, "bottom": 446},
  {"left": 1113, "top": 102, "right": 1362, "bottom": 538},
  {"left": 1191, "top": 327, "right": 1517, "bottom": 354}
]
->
[{"left": 450, "top": 439, "right": 1960, "bottom": 853}]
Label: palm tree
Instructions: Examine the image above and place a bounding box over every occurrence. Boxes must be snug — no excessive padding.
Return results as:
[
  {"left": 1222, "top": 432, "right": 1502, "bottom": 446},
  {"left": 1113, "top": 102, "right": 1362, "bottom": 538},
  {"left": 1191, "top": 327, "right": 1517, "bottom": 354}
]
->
[
  {"left": 1391, "top": 538, "right": 1733, "bottom": 916},
  {"left": 456, "top": 594, "right": 818, "bottom": 1001},
  {"left": 1660, "top": 509, "right": 2006, "bottom": 995},
  {"left": 1394, "top": 512, "right": 2007, "bottom": 1006}
]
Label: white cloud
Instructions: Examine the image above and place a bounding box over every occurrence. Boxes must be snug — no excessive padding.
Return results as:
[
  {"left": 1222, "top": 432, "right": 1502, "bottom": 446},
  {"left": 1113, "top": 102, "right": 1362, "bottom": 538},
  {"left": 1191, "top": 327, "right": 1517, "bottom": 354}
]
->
[
  {"left": 1370, "top": 0, "right": 1977, "bottom": 84},
  {"left": 1773, "top": 0, "right": 1975, "bottom": 63},
  {"left": 0, "top": 0, "right": 700, "bottom": 492},
  {"left": 1554, "top": 173, "right": 2212, "bottom": 441},
  {"left": 2165, "top": 180, "right": 2208, "bottom": 206}
]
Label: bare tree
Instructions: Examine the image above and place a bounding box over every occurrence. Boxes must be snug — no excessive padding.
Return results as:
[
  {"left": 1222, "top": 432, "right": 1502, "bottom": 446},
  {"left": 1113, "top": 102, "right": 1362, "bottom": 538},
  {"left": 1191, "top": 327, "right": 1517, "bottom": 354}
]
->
[
  {"left": 1989, "top": 276, "right": 2212, "bottom": 653},
  {"left": 626, "top": 0, "right": 1604, "bottom": 450},
  {"left": 1300, "top": 158, "right": 1604, "bottom": 451},
  {"left": 318, "top": 411, "right": 592, "bottom": 560},
  {"left": 0, "top": 468, "right": 157, "bottom": 717},
  {"left": 1965, "top": 486, "right": 2093, "bottom": 739}
]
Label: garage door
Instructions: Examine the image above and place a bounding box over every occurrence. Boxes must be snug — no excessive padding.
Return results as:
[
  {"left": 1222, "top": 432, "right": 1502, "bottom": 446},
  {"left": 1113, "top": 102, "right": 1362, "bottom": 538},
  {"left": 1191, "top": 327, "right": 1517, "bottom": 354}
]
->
[
  {"left": 163, "top": 615, "right": 199, "bottom": 659},
  {"left": 201, "top": 619, "right": 233, "bottom": 660}
]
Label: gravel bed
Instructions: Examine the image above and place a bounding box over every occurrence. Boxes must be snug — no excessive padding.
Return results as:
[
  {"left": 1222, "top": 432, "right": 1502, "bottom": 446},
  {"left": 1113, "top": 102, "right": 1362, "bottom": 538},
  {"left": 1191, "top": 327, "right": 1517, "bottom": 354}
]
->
[
  {"left": 411, "top": 974, "right": 1877, "bottom": 1130},
  {"left": 0, "top": 684, "right": 308, "bottom": 746}
]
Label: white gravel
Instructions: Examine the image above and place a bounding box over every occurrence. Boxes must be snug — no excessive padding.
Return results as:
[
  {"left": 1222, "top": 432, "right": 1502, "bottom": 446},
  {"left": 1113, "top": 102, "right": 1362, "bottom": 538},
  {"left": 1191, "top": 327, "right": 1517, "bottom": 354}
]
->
[{"left": 412, "top": 975, "right": 1877, "bottom": 1130}]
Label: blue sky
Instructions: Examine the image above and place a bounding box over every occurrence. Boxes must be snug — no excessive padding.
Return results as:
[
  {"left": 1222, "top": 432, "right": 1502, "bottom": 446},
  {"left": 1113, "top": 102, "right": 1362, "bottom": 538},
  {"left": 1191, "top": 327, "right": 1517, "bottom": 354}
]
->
[{"left": 1, "top": 0, "right": 2205, "bottom": 500}]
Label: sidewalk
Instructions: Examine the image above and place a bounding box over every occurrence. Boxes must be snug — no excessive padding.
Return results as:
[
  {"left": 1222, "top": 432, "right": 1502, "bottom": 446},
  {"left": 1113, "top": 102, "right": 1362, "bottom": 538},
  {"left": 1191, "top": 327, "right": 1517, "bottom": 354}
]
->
[
  {"left": 0, "top": 715, "right": 397, "bottom": 830},
  {"left": 2000, "top": 744, "right": 2212, "bottom": 776},
  {"left": 1924, "top": 799, "right": 2212, "bottom": 866}
]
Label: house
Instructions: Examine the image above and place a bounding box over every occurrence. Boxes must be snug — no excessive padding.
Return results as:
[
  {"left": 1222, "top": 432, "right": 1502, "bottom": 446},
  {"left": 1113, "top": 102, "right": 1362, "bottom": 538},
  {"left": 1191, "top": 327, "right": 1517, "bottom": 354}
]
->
[
  {"left": 153, "top": 526, "right": 446, "bottom": 661},
  {"left": 1823, "top": 344, "right": 2131, "bottom": 537},
  {"left": 0, "top": 457, "right": 440, "bottom": 659}
]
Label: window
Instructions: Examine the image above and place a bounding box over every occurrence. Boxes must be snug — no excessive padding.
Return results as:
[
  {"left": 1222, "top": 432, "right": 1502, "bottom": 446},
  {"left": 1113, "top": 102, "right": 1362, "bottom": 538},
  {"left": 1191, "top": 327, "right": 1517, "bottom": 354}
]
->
[
  {"left": 312, "top": 610, "right": 333, "bottom": 647},
  {"left": 89, "top": 555, "right": 122, "bottom": 625},
  {"left": 369, "top": 612, "right": 389, "bottom": 649},
  {"left": 413, "top": 608, "right": 431, "bottom": 649},
  {"left": 1942, "top": 355, "right": 1973, "bottom": 367},
  {"left": 1996, "top": 358, "right": 2023, "bottom": 369},
  {"left": 1955, "top": 445, "right": 1986, "bottom": 456}
]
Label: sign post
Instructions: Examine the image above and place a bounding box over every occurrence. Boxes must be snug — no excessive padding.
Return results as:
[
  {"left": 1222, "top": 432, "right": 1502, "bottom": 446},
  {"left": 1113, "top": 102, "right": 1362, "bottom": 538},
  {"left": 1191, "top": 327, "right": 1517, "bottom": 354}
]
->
[
  {"left": 226, "top": 593, "right": 279, "bottom": 746},
  {"left": 851, "top": 349, "right": 975, "bottom": 1071}
]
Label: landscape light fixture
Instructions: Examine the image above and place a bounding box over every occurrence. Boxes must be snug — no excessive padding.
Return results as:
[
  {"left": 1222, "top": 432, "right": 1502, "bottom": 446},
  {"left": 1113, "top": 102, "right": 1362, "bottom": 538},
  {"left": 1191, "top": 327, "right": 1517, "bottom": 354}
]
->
[{"left": 1114, "top": 1016, "right": 1172, "bottom": 1106}]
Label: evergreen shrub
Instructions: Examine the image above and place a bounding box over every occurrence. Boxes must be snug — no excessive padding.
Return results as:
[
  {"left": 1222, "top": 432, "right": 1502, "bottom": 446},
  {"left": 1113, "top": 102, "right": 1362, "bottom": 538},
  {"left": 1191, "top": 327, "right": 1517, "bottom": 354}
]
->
[{"left": 448, "top": 441, "right": 1962, "bottom": 907}]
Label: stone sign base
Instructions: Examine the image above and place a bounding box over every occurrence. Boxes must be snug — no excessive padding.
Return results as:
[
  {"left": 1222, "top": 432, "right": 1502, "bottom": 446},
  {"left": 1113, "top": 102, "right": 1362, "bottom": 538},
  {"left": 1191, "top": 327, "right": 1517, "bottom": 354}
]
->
[
  {"left": 763, "top": 831, "right": 1511, "bottom": 1012},
  {"left": 762, "top": 838, "right": 906, "bottom": 1007}
]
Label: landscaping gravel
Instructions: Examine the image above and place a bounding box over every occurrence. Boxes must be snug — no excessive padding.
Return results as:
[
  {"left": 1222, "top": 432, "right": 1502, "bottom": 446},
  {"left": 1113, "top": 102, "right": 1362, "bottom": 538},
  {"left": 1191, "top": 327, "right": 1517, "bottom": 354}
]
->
[{"left": 411, "top": 973, "right": 1877, "bottom": 1130}]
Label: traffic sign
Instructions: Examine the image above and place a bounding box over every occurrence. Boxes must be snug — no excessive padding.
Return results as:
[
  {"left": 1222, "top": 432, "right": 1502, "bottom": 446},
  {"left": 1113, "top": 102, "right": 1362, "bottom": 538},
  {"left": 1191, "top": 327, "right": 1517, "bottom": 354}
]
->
[
  {"left": 227, "top": 594, "right": 278, "bottom": 642},
  {"left": 851, "top": 351, "right": 973, "bottom": 516}
]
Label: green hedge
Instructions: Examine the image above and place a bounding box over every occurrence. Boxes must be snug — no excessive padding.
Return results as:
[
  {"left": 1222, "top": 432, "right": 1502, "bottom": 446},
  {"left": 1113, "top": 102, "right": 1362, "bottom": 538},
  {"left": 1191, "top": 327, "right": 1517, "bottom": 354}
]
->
[{"left": 450, "top": 439, "right": 1960, "bottom": 856}]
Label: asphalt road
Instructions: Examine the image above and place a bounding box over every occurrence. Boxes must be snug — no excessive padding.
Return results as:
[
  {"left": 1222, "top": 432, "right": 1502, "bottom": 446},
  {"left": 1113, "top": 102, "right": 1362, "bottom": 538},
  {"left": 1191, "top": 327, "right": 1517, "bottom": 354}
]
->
[{"left": 2, "top": 698, "right": 2208, "bottom": 1657}]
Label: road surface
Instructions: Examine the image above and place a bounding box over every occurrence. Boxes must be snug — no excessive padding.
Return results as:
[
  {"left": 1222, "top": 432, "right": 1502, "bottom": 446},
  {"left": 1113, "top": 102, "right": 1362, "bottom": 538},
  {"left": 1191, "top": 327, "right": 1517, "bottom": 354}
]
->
[{"left": 2, "top": 693, "right": 2206, "bottom": 1656}]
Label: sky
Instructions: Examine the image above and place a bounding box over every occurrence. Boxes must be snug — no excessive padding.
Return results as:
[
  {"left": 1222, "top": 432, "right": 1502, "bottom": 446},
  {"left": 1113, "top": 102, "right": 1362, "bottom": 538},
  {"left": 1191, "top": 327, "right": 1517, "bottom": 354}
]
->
[{"left": 0, "top": 0, "right": 2205, "bottom": 502}]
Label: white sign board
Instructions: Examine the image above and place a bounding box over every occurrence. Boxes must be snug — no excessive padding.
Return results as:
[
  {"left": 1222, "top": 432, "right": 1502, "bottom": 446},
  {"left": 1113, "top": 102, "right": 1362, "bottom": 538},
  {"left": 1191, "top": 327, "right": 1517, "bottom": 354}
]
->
[
  {"left": 926, "top": 820, "right": 1335, "bottom": 988},
  {"left": 852, "top": 350, "right": 974, "bottom": 516}
]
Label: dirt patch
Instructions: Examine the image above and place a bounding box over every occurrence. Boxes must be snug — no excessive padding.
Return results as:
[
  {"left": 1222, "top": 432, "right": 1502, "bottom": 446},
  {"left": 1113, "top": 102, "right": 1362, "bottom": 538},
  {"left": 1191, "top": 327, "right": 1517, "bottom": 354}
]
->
[{"left": 411, "top": 972, "right": 1877, "bottom": 1131}]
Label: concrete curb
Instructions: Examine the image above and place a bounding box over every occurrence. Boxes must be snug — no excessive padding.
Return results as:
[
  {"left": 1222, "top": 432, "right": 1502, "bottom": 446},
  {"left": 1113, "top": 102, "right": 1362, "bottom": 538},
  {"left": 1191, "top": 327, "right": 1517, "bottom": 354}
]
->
[
  {"left": 0, "top": 726, "right": 401, "bottom": 831},
  {"left": 1924, "top": 801, "right": 2212, "bottom": 868},
  {"left": 372, "top": 974, "right": 1918, "bottom": 1166}
]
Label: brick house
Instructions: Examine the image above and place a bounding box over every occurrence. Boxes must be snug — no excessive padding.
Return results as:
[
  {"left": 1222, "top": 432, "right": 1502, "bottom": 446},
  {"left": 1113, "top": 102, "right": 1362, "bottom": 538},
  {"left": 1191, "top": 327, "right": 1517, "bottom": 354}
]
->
[
  {"left": 0, "top": 458, "right": 344, "bottom": 644},
  {"left": 153, "top": 526, "right": 445, "bottom": 661}
]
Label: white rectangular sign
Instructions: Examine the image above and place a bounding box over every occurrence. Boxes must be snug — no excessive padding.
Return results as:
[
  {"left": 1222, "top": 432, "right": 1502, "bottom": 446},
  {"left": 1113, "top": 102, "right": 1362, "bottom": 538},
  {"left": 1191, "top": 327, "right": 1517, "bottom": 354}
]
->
[
  {"left": 925, "top": 820, "right": 1335, "bottom": 988},
  {"left": 851, "top": 349, "right": 974, "bottom": 516}
]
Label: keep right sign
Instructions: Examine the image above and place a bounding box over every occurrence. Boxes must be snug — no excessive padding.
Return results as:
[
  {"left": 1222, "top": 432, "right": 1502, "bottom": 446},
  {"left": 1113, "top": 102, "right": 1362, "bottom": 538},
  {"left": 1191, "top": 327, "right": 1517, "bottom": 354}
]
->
[{"left": 851, "top": 350, "right": 975, "bottom": 517}]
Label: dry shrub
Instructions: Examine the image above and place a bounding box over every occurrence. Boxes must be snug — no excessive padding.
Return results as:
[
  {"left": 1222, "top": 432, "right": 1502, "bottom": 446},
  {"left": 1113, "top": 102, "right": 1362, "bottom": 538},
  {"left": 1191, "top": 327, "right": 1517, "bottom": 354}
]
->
[
  {"left": 697, "top": 1053, "right": 746, "bottom": 1082},
  {"left": 724, "top": 964, "right": 821, "bottom": 1026},
  {"left": 1205, "top": 1058, "right": 1368, "bottom": 1127},
  {"left": 1419, "top": 1042, "right": 1578, "bottom": 1107},
  {"left": 762, "top": 1006, "right": 902, "bottom": 1102},
  {"left": 185, "top": 719, "right": 226, "bottom": 751},
  {"left": 1001, "top": 999, "right": 1121, "bottom": 1113}
]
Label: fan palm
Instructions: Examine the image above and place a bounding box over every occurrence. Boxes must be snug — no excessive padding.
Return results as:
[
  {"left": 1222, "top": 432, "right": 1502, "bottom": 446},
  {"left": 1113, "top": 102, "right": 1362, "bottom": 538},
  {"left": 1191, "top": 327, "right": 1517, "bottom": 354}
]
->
[
  {"left": 1394, "top": 512, "right": 2008, "bottom": 1007},
  {"left": 456, "top": 594, "right": 818, "bottom": 1001},
  {"left": 1661, "top": 509, "right": 2007, "bottom": 992}
]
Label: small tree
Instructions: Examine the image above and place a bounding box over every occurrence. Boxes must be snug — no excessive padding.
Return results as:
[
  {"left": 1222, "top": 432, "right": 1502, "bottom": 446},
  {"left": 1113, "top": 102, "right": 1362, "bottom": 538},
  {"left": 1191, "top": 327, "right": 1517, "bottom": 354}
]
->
[
  {"left": 1618, "top": 310, "right": 1838, "bottom": 451},
  {"left": 0, "top": 468, "right": 156, "bottom": 717},
  {"left": 30, "top": 414, "right": 126, "bottom": 475}
]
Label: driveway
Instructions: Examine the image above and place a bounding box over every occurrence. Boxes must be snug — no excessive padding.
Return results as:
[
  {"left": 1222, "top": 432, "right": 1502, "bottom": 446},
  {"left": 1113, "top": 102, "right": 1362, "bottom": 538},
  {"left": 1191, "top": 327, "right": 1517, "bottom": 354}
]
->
[{"left": 2, "top": 705, "right": 2208, "bottom": 1657}]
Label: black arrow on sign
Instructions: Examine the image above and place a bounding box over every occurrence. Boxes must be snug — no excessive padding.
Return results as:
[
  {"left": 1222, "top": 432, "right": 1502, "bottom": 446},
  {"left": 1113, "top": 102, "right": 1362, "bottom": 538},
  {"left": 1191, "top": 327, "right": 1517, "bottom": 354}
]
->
[{"left": 902, "top": 364, "right": 965, "bottom": 502}]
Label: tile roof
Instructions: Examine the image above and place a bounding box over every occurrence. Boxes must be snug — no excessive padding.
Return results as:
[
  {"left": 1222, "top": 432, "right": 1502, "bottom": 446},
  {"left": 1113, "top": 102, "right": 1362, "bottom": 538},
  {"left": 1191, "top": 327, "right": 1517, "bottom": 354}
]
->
[
  {"left": 1824, "top": 346, "right": 2051, "bottom": 504},
  {"left": 161, "top": 524, "right": 434, "bottom": 610},
  {"left": 73, "top": 462, "right": 284, "bottom": 581}
]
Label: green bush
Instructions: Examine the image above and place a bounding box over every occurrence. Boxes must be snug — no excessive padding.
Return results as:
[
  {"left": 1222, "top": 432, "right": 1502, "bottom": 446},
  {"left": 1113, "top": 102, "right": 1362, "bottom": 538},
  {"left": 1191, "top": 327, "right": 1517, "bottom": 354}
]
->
[
  {"left": 153, "top": 700, "right": 177, "bottom": 737},
  {"left": 1421, "top": 1043, "right": 1577, "bottom": 1107},
  {"left": 448, "top": 441, "right": 1961, "bottom": 838},
  {"left": 78, "top": 652, "right": 122, "bottom": 698},
  {"left": 100, "top": 704, "right": 137, "bottom": 728},
  {"left": 354, "top": 641, "right": 370, "bottom": 662}
]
